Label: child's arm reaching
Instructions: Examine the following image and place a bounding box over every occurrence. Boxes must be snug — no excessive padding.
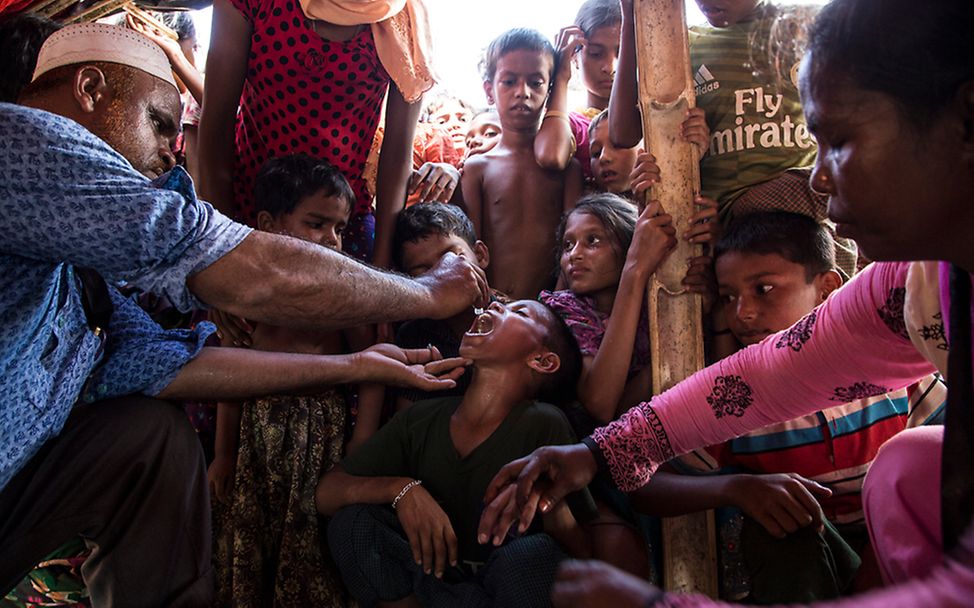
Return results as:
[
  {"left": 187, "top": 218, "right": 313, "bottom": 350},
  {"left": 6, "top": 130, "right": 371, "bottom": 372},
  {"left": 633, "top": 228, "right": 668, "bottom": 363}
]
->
[
  {"left": 317, "top": 466, "right": 458, "bottom": 578},
  {"left": 196, "top": 0, "right": 252, "bottom": 216},
  {"left": 631, "top": 468, "right": 832, "bottom": 538},
  {"left": 373, "top": 87, "right": 423, "bottom": 269},
  {"left": 343, "top": 324, "right": 385, "bottom": 455},
  {"left": 542, "top": 498, "right": 592, "bottom": 559},
  {"left": 535, "top": 26, "right": 586, "bottom": 171},
  {"left": 209, "top": 401, "right": 242, "bottom": 504},
  {"left": 608, "top": 0, "right": 642, "bottom": 149},
  {"left": 577, "top": 202, "right": 676, "bottom": 423},
  {"left": 128, "top": 16, "right": 204, "bottom": 105},
  {"left": 460, "top": 155, "right": 486, "bottom": 237}
]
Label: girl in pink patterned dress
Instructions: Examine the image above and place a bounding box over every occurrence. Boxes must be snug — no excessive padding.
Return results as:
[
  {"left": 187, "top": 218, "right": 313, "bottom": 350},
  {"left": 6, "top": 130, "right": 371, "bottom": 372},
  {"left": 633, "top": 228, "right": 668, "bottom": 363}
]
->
[{"left": 542, "top": 193, "right": 718, "bottom": 426}]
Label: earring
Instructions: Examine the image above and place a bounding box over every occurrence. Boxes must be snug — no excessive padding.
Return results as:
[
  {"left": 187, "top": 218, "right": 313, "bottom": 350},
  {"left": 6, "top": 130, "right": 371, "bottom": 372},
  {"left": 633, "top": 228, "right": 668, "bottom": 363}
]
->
[{"left": 810, "top": 171, "right": 830, "bottom": 195}]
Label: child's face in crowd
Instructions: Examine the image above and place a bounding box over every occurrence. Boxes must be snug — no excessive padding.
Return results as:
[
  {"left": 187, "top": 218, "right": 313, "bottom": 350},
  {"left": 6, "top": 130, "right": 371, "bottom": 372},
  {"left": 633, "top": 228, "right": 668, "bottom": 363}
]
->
[
  {"left": 432, "top": 100, "right": 473, "bottom": 150},
  {"left": 484, "top": 49, "right": 554, "bottom": 130},
  {"left": 464, "top": 113, "right": 502, "bottom": 158},
  {"left": 400, "top": 232, "right": 488, "bottom": 277},
  {"left": 695, "top": 0, "right": 764, "bottom": 27},
  {"left": 715, "top": 251, "right": 833, "bottom": 346},
  {"left": 259, "top": 191, "right": 351, "bottom": 251},
  {"left": 560, "top": 211, "right": 624, "bottom": 303},
  {"left": 460, "top": 300, "right": 559, "bottom": 371},
  {"left": 578, "top": 24, "right": 620, "bottom": 104},
  {"left": 589, "top": 120, "right": 638, "bottom": 194}
]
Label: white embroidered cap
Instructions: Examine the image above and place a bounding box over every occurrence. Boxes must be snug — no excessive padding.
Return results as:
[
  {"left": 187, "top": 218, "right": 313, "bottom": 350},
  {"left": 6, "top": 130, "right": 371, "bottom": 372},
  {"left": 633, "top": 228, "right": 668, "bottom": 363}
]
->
[{"left": 32, "top": 22, "right": 177, "bottom": 90}]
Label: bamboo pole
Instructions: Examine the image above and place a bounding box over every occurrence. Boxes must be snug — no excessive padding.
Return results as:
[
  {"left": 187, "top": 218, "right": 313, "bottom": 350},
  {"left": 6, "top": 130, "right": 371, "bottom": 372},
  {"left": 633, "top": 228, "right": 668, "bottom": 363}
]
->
[
  {"left": 66, "top": 0, "right": 129, "bottom": 24},
  {"left": 633, "top": 0, "right": 718, "bottom": 596}
]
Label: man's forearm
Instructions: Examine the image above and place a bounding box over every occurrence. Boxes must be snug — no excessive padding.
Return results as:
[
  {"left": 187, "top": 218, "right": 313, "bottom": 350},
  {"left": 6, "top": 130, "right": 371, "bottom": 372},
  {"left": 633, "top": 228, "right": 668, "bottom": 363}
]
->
[
  {"left": 156, "top": 346, "right": 364, "bottom": 401},
  {"left": 188, "top": 231, "right": 440, "bottom": 329}
]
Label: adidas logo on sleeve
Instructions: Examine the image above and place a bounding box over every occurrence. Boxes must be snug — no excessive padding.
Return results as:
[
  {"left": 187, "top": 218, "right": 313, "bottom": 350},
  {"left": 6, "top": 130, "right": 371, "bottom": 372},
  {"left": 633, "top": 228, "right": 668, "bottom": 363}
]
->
[{"left": 694, "top": 64, "right": 720, "bottom": 96}]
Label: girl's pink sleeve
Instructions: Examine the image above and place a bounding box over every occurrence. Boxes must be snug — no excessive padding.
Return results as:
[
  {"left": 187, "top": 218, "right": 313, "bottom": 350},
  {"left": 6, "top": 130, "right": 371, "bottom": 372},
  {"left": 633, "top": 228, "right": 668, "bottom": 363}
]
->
[
  {"left": 656, "top": 523, "right": 974, "bottom": 607},
  {"left": 591, "top": 262, "right": 938, "bottom": 491}
]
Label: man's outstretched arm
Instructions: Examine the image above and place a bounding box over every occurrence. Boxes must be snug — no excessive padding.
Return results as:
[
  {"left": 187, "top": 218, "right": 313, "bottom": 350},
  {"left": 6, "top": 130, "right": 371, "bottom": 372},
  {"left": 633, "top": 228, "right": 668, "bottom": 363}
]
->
[{"left": 188, "top": 231, "right": 489, "bottom": 331}]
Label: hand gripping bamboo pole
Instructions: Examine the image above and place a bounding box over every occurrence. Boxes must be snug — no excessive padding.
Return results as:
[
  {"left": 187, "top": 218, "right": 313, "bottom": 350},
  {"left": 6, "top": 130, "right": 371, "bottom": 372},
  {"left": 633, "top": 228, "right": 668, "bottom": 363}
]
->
[{"left": 634, "top": 0, "right": 718, "bottom": 596}]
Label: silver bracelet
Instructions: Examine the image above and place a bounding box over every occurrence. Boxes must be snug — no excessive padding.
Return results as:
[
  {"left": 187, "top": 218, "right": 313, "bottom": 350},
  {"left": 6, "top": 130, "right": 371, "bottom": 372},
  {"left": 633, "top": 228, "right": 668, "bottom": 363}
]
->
[{"left": 392, "top": 479, "right": 422, "bottom": 510}]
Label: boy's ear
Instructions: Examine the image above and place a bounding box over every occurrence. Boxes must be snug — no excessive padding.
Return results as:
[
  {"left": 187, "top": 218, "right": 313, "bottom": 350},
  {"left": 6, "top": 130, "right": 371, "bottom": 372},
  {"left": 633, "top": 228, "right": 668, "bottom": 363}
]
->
[
  {"left": 72, "top": 65, "right": 110, "bottom": 113},
  {"left": 527, "top": 350, "right": 561, "bottom": 375},
  {"left": 255, "top": 210, "right": 276, "bottom": 233},
  {"left": 473, "top": 240, "right": 490, "bottom": 270},
  {"left": 483, "top": 80, "right": 495, "bottom": 106},
  {"left": 814, "top": 269, "right": 843, "bottom": 301}
]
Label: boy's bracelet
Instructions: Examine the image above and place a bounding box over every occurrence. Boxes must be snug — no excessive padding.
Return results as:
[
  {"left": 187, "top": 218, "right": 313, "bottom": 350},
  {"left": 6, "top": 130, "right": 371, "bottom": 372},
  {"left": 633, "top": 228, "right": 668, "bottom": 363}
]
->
[{"left": 392, "top": 479, "right": 423, "bottom": 510}]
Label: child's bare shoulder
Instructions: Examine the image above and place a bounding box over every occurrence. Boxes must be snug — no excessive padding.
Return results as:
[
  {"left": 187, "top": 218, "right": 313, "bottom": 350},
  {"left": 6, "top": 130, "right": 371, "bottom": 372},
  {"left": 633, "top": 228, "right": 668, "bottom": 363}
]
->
[{"left": 462, "top": 152, "right": 490, "bottom": 177}]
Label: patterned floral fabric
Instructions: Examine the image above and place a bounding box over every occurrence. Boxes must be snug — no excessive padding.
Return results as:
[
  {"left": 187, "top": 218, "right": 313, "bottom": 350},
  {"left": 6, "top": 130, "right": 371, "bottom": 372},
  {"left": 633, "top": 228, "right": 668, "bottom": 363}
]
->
[
  {"left": 216, "top": 390, "right": 352, "bottom": 607},
  {"left": 540, "top": 289, "right": 650, "bottom": 377},
  {"left": 590, "top": 262, "right": 944, "bottom": 492},
  {"left": 0, "top": 103, "right": 251, "bottom": 491},
  {"left": 3, "top": 538, "right": 90, "bottom": 607}
]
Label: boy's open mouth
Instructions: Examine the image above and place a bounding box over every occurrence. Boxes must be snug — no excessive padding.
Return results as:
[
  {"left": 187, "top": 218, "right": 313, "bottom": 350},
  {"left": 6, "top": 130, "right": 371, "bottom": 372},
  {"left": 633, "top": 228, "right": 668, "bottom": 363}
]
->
[{"left": 466, "top": 312, "right": 495, "bottom": 336}]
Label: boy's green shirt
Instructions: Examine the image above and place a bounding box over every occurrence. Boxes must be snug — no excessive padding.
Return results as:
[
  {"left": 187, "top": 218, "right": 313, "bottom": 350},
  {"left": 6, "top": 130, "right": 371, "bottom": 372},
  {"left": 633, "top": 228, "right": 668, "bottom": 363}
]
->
[{"left": 342, "top": 396, "right": 598, "bottom": 566}]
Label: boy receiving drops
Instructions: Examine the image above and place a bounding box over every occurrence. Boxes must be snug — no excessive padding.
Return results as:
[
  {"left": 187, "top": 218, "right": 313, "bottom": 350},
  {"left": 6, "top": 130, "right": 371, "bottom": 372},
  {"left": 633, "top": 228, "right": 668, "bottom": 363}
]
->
[{"left": 318, "top": 299, "right": 597, "bottom": 607}]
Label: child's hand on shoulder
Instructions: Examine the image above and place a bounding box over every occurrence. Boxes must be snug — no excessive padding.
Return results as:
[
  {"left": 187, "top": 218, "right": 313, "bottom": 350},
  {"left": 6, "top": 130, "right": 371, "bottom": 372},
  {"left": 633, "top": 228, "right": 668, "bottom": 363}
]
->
[
  {"left": 681, "top": 108, "right": 710, "bottom": 160},
  {"left": 554, "top": 26, "right": 586, "bottom": 83},
  {"left": 627, "top": 201, "right": 677, "bottom": 277},
  {"left": 409, "top": 162, "right": 460, "bottom": 204},
  {"left": 629, "top": 150, "right": 660, "bottom": 197}
]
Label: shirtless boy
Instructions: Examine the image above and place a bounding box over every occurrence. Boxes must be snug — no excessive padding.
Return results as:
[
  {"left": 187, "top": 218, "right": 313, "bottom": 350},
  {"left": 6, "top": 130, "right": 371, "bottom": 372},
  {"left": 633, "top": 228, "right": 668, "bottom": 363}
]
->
[{"left": 461, "top": 28, "right": 584, "bottom": 300}]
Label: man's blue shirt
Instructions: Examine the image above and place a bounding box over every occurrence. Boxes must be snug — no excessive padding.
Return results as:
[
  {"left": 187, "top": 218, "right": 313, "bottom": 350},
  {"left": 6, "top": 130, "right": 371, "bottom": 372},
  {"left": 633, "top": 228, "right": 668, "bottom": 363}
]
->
[{"left": 0, "top": 102, "right": 252, "bottom": 490}]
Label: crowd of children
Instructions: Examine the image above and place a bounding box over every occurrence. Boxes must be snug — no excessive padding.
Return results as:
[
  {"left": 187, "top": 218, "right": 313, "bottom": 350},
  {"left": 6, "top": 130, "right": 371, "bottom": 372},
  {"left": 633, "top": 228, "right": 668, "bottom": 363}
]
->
[{"left": 0, "top": 0, "right": 958, "bottom": 606}]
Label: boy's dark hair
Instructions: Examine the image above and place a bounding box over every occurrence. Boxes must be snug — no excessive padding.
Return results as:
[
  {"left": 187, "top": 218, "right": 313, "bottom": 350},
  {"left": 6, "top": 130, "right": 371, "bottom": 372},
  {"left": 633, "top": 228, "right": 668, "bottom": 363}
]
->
[
  {"left": 575, "top": 0, "right": 622, "bottom": 38},
  {"left": 587, "top": 108, "right": 608, "bottom": 141},
  {"left": 392, "top": 203, "right": 477, "bottom": 270},
  {"left": 154, "top": 11, "right": 197, "bottom": 43},
  {"left": 715, "top": 212, "right": 835, "bottom": 281},
  {"left": 555, "top": 193, "right": 637, "bottom": 266},
  {"left": 253, "top": 154, "right": 354, "bottom": 218},
  {"left": 0, "top": 12, "right": 60, "bottom": 103},
  {"left": 536, "top": 302, "right": 583, "bottom": 407},
  {"left": 480, "top": 28, "right": 557, "bottom": 83},
  {"left": 470, "top": 107, "right": 500, "bottom": 123},
  {"left": 421, "top": 92, "right": 475, "bottom": 123}
]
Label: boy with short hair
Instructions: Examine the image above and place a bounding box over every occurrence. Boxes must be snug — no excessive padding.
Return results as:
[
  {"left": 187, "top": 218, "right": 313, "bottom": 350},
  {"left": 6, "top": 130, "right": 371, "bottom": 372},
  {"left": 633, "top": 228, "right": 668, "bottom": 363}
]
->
[
  {"left": 461, "top": 28, "right": 584, "bottom": 301},
  {"left": 587, "top": 109, "right": 639, "bottom": 196},
  {"left": 463, "top": 109, "right": 502, "bottom": 161},
  {"left": 393, "top": 202, "right": 499, "bottom": 404},
  {"left": 633, "top": 212, "right": 946, "bottom": 603},
  {"left": 318, "top": 299, "right": 596, "bottom": 607}
]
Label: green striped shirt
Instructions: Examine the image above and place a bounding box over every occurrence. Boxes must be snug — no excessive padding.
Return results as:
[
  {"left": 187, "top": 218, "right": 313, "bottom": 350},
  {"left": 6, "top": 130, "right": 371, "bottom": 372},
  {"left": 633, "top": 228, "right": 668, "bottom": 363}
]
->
[{"left": 690, "top": 16, "right": 817, "bottom": 216}]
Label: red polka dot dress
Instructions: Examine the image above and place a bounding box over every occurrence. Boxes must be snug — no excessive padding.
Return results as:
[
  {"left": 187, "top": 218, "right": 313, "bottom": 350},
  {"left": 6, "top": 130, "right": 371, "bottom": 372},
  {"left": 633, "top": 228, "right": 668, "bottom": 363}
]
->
[{"left": 229, "top": 0, "right": 390, "bottom": 261}]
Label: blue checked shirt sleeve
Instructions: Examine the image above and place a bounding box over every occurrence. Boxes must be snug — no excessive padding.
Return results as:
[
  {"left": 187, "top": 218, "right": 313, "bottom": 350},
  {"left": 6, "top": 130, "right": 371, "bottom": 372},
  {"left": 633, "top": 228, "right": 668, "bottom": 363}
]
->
[
  {"left": 81, "top": 288, "right": 217, "bottom": 402},
  {"left": 0, "top": 104, "right": 252, "bottom": 312}
]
